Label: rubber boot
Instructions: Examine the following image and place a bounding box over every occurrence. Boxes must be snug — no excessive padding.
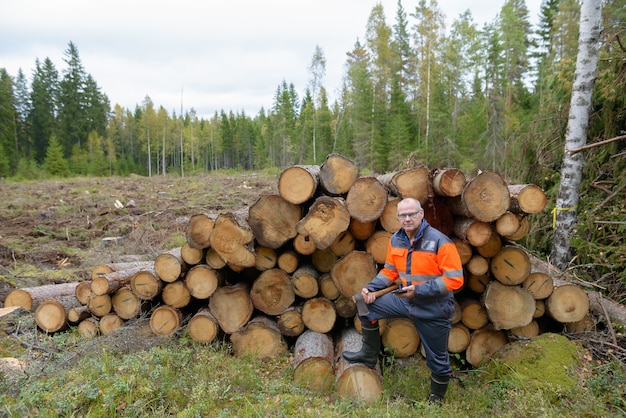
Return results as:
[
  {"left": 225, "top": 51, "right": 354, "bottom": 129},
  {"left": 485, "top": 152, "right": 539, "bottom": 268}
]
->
[
  {"left": 342, "top": 321, "right": 380, "bottom": 369},
  {"left": 428, "top": 374, "right": 450, "bottom": 405}
]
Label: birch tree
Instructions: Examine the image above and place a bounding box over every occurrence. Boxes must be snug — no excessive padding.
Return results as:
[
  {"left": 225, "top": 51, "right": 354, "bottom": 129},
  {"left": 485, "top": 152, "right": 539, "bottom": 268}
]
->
[{"left": 550, "top": 0, "right": 603, "bottom": 270}]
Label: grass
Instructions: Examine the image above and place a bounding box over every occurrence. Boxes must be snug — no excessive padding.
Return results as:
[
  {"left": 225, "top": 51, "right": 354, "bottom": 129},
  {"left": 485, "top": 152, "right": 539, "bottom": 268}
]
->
[{"left": 1, "top": 321, "right": 624, "bottom": 418}]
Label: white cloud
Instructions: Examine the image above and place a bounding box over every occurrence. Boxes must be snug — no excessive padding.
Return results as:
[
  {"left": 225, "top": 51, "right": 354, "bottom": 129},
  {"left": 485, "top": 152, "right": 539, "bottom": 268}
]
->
[{"left": 0, "top": 0, "right": 542, "bottom": 119}]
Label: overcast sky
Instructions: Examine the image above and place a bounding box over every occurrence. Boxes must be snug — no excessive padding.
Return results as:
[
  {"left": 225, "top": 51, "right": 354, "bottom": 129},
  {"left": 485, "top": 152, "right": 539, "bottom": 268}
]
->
[{"left": 1, "top": 0, "right": 542, "bottom": 119}]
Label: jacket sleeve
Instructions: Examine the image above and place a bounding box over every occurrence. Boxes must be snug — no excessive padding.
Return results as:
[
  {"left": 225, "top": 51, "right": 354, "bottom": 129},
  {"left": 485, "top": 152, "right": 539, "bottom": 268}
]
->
[
  {"left": 415, "top": 240, "right": 464, "bottom": 298},
  {"left": 366, "top": 240, "right": 399, "bottom": 291}
]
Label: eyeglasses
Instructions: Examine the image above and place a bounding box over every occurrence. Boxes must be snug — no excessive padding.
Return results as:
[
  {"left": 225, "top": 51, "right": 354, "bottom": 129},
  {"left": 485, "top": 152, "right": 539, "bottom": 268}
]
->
[{"left": 397, "top": 211, "right": 420, "bottom": 220}]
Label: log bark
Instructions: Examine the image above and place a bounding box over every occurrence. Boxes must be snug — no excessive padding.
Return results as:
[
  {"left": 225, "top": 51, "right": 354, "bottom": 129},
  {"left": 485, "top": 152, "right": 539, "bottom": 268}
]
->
[
  {"left": 250, "top": 268, "right": 296, "bottom": 316},
  {"left": 187, "top": 308, "right": 219, "bottom": 343},
  {"left": 330, "top": 250, "right": 378, "bottom": 298},
  {"left": 465, "top": 324, "right": 509, "bottom": 367},
  {"left": 209, "top": 283, "right": 254, "bottom": 334},
  {"left": 508, "top": 184, "right": 548, "bottom": 215},
  {"left": 381, "top": 317, "right": 420, "bottom": 358},
  {"left": 296, "top": 196, "right": 351, "bottom": 250},
  {"left": 90, "top": 261, "right": 152, "bottom": 281},
  {"left": 345, "top": 176, "right": 388, "bottom": 222},
  {"left": 490, "top": 246, "right": 531, "bottom": 285},
  {"left": 377, "top": 166, "right": 430, "bottom": 203},
  {"left": 483, "top": 281, "right": 535, "bottom": 330},
  {"left": 293, "top": 330, "right": 334, "bottom": 391},
  {"left": 186, "top": 213, "right": 215, "bottom": 249},
  {"left": 4, "top": 282, "right": 79, "bottom": 311},
  {"left": 278, "top": 165, "right": 320, "bottom": 204},
  {"left": 301, "top": 297, "right": 336, "bottom": 334},
  {"left": 247, "top": 194, "right": 301, "bottom": 249},
  {"left": 431, "top": 168, "right": 466, "bottom": 197},
  {"left": 209, "top": 211, "right": 256, "bottom": 268},
  {"left": 319, "top": 153, "right": 359, "bottom": 196},
  {"left": 184, "top": 264, "right": 222, "bottom": 300},
  {"left": 150, "top": 305, "right": 182, "bottom": 336},
  {"left": 334, "top": 327, "right": 383, "bottom": 402},
  {"left": 230, "top": 316, "right": 287, "bottom": 360}
]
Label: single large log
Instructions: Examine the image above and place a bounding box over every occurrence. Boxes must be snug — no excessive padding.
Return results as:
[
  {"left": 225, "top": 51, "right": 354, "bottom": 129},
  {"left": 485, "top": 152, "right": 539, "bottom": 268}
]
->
[
  {"left": 247, "top": 194, "right": 301, "bottom": 249},
  {"left": 376, "top": 166, "right": 430, "bottom": 203},
  {"left": 448, "top": 171, "right": 510, "bottom": 222},
  {"left": 330, "top": 250, "right": 378, "bottom": 298},
  {"left": 348, "top": 218, "right": 377, "bottom": 240},
  {"left": 250, "top": 268, "right": 296, "bottom": 316},
  {"left": 490, "top": 246, "right": 531, "bottom": 285},
  {"left": 431, "top": 168, "right": 466, "bottom": 197},
  {"left": 111, "top": 288, "right": 142, "bottom": 320},
  {"left": 150, "top": 305, "right": 182, "bottom": 336},
  {"left": 187, "top": 308, "right": 220, "bottom": 343},
  {"left": 319, "top": 153, "right": 359, "bottom": 196},
  {"left": 318, "top": 273, "right": 340, "bottom": 301},
  {"left": 230, "top": 316, "right": 287, "bottom": 360},
  {"left": 276, "top": 306, "right": 305, "bottom": 337},
  {"left": 293, "top": 330, "right": 334, "bottom": 391},
  {"left": 209, "top": 283, "right": 254, "bottom": 334},
  {"left": 379, "top": 199, "right": 401, "bottom": 233},
  {"left": 334, "top": 327, "right": 383, "bottom": 403},
  {"left": 301, "top": 297, "right": 336, "bottom": 334},
  {"left": 345, "top": 176, "right": 388, "bottom": 222},
  {"left": 154, "top": 249, "right": 185, "bottom": 283},
  {"left": 365, "top": 230, "right": 392, "bottom": 265},
  {"left": 448, "top": 323, "right": 471, "bottom": 353},
  {"left": 162, "top": 280, "right": 191, "bottom": 309},
  {"left": 291, "top": 265, "right": 320, "bottom": 299},
  {"left": 277, "top": 250, "right": 299, "bottom": 273},
  {"left": 90, "top": 261, "right": 152, "bottom": 281},
  {"left": 35, "top": 299, "right": 71, "bottom": 333},
  {"left": 546, "top": 284, "right": 590, "bottom": 324},
  {"left": 210, "top": 211, "right": 256, "bottom": 268},
  {"left": 186, "top": 213, "right": 215, "bottom": 249},
  {"left": 93, "top": 264, "right": 158, "bottom": 297},
  {"left": 329, "top": 230, "right": 356, "bottom": 258},
  {"left": 181, "top": 242, "right": 205, "bottom": 266},
  {"left": 293, "top": 233, "right": 317, "bottom": 256},
  {"left": 460, "top": 299, "right": 489, "bottom": 330},
  {"left": 483, "top": 281, "right": 535, "bottom": 330},
  {"left": 99, "top": 313, "right": 124, "bottom": 335},
  {"left": 311, "top": 248, "right": 338, "bottom": 273},
  {"left": 522, "top": 272, "right": 554, "bottom": 300},
  {"left": 130, "top": 269, "right": 162, "bottom": 301},
  {"left": 184, "top": 264, "right": 222, "bottom": 300},
  {"left": 508, "top": 184, "right": 548, "bottom": 215},
  {"left": 296, "top": 196, "right": 351, "bottom": 250},
  {"left": 4, "top": 282, "right": 79, "bottom": 310},
  {"left": 453, "top": 217, "right": 492, "bottom": 247},
  {"left": 77, "top": 317, "right": 99, "bottom": 339},
  {"left": 278, "top": 165, "right": 320, "bottom": 204},
  {"left": 465, "top": 324, "right": 509, "bottom": 367},
  {"left": 381, "top": 317, "right": 420, "bottom": 358},
  {"left": 87, "top": 294, "right": 112, "bottom": 317},
  {"left": 254, "top": 246, "right": 277, "bottom": 271}
]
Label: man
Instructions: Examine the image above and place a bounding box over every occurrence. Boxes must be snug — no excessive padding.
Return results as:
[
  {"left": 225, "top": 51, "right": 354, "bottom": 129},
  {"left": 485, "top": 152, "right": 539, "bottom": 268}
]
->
[{"left": 342, "top": 197, "right": 464, "bottom": 404}]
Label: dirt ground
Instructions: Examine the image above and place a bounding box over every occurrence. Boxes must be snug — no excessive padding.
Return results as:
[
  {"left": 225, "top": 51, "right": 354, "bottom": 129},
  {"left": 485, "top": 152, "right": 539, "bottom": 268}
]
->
[{"left": 0, "top": 172, "right": 278, "bottom": 301}]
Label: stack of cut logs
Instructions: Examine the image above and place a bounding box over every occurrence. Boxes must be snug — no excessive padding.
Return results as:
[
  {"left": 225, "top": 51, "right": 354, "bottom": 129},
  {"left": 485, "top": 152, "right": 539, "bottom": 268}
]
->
[{"left": 3, "top": 153, "right": 591, "bottom": 402}]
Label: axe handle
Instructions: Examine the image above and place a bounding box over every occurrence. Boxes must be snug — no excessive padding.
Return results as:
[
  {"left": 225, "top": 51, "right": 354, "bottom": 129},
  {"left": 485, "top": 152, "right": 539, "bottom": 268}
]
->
[{"left": 368, "top": 283, "right": 400, "bottom": 298}]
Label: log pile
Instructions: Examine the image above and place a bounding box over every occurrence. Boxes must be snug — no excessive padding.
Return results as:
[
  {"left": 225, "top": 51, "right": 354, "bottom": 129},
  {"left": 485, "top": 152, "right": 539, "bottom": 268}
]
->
[{"left": 3, "top": 153, "right": 593, "bottom": 402}]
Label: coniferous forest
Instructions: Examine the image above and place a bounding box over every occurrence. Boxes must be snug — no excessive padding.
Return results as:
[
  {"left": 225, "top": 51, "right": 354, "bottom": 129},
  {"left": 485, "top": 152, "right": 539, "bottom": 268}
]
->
[{"left": 0, "top": 0, "right": 624, "bottom": 295}]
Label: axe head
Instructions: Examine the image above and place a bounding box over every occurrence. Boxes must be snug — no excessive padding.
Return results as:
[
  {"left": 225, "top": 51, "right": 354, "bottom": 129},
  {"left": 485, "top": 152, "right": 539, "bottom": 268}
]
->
[{"left": 353, "top": 292, "right": 369, "bottom": 316}]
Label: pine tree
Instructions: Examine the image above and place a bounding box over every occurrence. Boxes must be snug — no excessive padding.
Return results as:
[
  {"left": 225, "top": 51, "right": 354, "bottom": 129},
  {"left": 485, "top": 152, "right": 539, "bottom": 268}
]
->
[{"left": 44, "top": 134, "right": 69, "bottom": 176}]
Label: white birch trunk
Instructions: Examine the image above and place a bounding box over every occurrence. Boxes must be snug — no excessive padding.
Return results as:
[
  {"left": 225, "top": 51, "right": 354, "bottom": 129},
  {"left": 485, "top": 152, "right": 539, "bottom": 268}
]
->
[{"left": 550, "top": 0, "right": 603, "bottom": 269}]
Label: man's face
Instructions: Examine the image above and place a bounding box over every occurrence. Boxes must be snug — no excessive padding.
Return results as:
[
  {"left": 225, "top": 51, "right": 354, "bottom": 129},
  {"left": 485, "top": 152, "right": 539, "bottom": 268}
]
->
[{"left": 397, "top": 201, "right": 423, "bottom": 235}]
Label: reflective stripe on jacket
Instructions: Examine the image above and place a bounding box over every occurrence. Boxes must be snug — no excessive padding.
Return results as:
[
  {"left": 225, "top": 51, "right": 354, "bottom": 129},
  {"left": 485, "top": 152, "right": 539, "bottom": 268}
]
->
[{"left": 369, "top": 220, "right": 464, "bottom": 298}]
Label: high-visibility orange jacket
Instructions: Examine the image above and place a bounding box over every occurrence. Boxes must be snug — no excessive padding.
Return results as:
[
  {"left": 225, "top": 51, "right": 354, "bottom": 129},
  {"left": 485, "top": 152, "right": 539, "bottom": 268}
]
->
[{"left": 367, "top": 220, "right": 464, "bottom": 298}]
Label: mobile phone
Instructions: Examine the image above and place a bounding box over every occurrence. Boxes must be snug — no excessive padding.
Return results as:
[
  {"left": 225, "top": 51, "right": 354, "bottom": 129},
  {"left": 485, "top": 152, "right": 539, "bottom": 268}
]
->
[{"left": 392, "top": 288, "right": 408, "bottom": 294}]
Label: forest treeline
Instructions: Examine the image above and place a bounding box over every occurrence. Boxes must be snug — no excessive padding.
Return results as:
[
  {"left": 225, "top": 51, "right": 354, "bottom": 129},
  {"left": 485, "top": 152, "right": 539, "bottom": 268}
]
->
[{"left": 0, "top": 0, "right": 624, "bottom": 291}]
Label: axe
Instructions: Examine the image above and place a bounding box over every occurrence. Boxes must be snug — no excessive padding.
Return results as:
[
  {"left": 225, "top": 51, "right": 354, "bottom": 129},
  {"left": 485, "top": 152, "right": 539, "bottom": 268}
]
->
[{"left": 352, "top": 284, "right": 400, "bottom": 316}]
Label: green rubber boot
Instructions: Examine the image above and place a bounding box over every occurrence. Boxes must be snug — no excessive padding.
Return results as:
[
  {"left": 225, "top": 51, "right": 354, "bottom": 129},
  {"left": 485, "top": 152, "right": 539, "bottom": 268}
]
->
[{"left": 428, "top": 374, "right": 450, "bottom": 405}]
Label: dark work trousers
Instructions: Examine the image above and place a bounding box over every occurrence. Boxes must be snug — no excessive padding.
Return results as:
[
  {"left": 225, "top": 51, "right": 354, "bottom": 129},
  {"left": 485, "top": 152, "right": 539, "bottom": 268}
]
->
[{"left": 361, "top": 291, "right": 454, "bottom": 377}]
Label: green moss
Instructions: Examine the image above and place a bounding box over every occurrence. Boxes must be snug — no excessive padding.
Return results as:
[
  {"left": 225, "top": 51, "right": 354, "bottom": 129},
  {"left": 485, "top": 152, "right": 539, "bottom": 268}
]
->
[{"left": 485, "top": 333, "right": 583, "bottom": 392}]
